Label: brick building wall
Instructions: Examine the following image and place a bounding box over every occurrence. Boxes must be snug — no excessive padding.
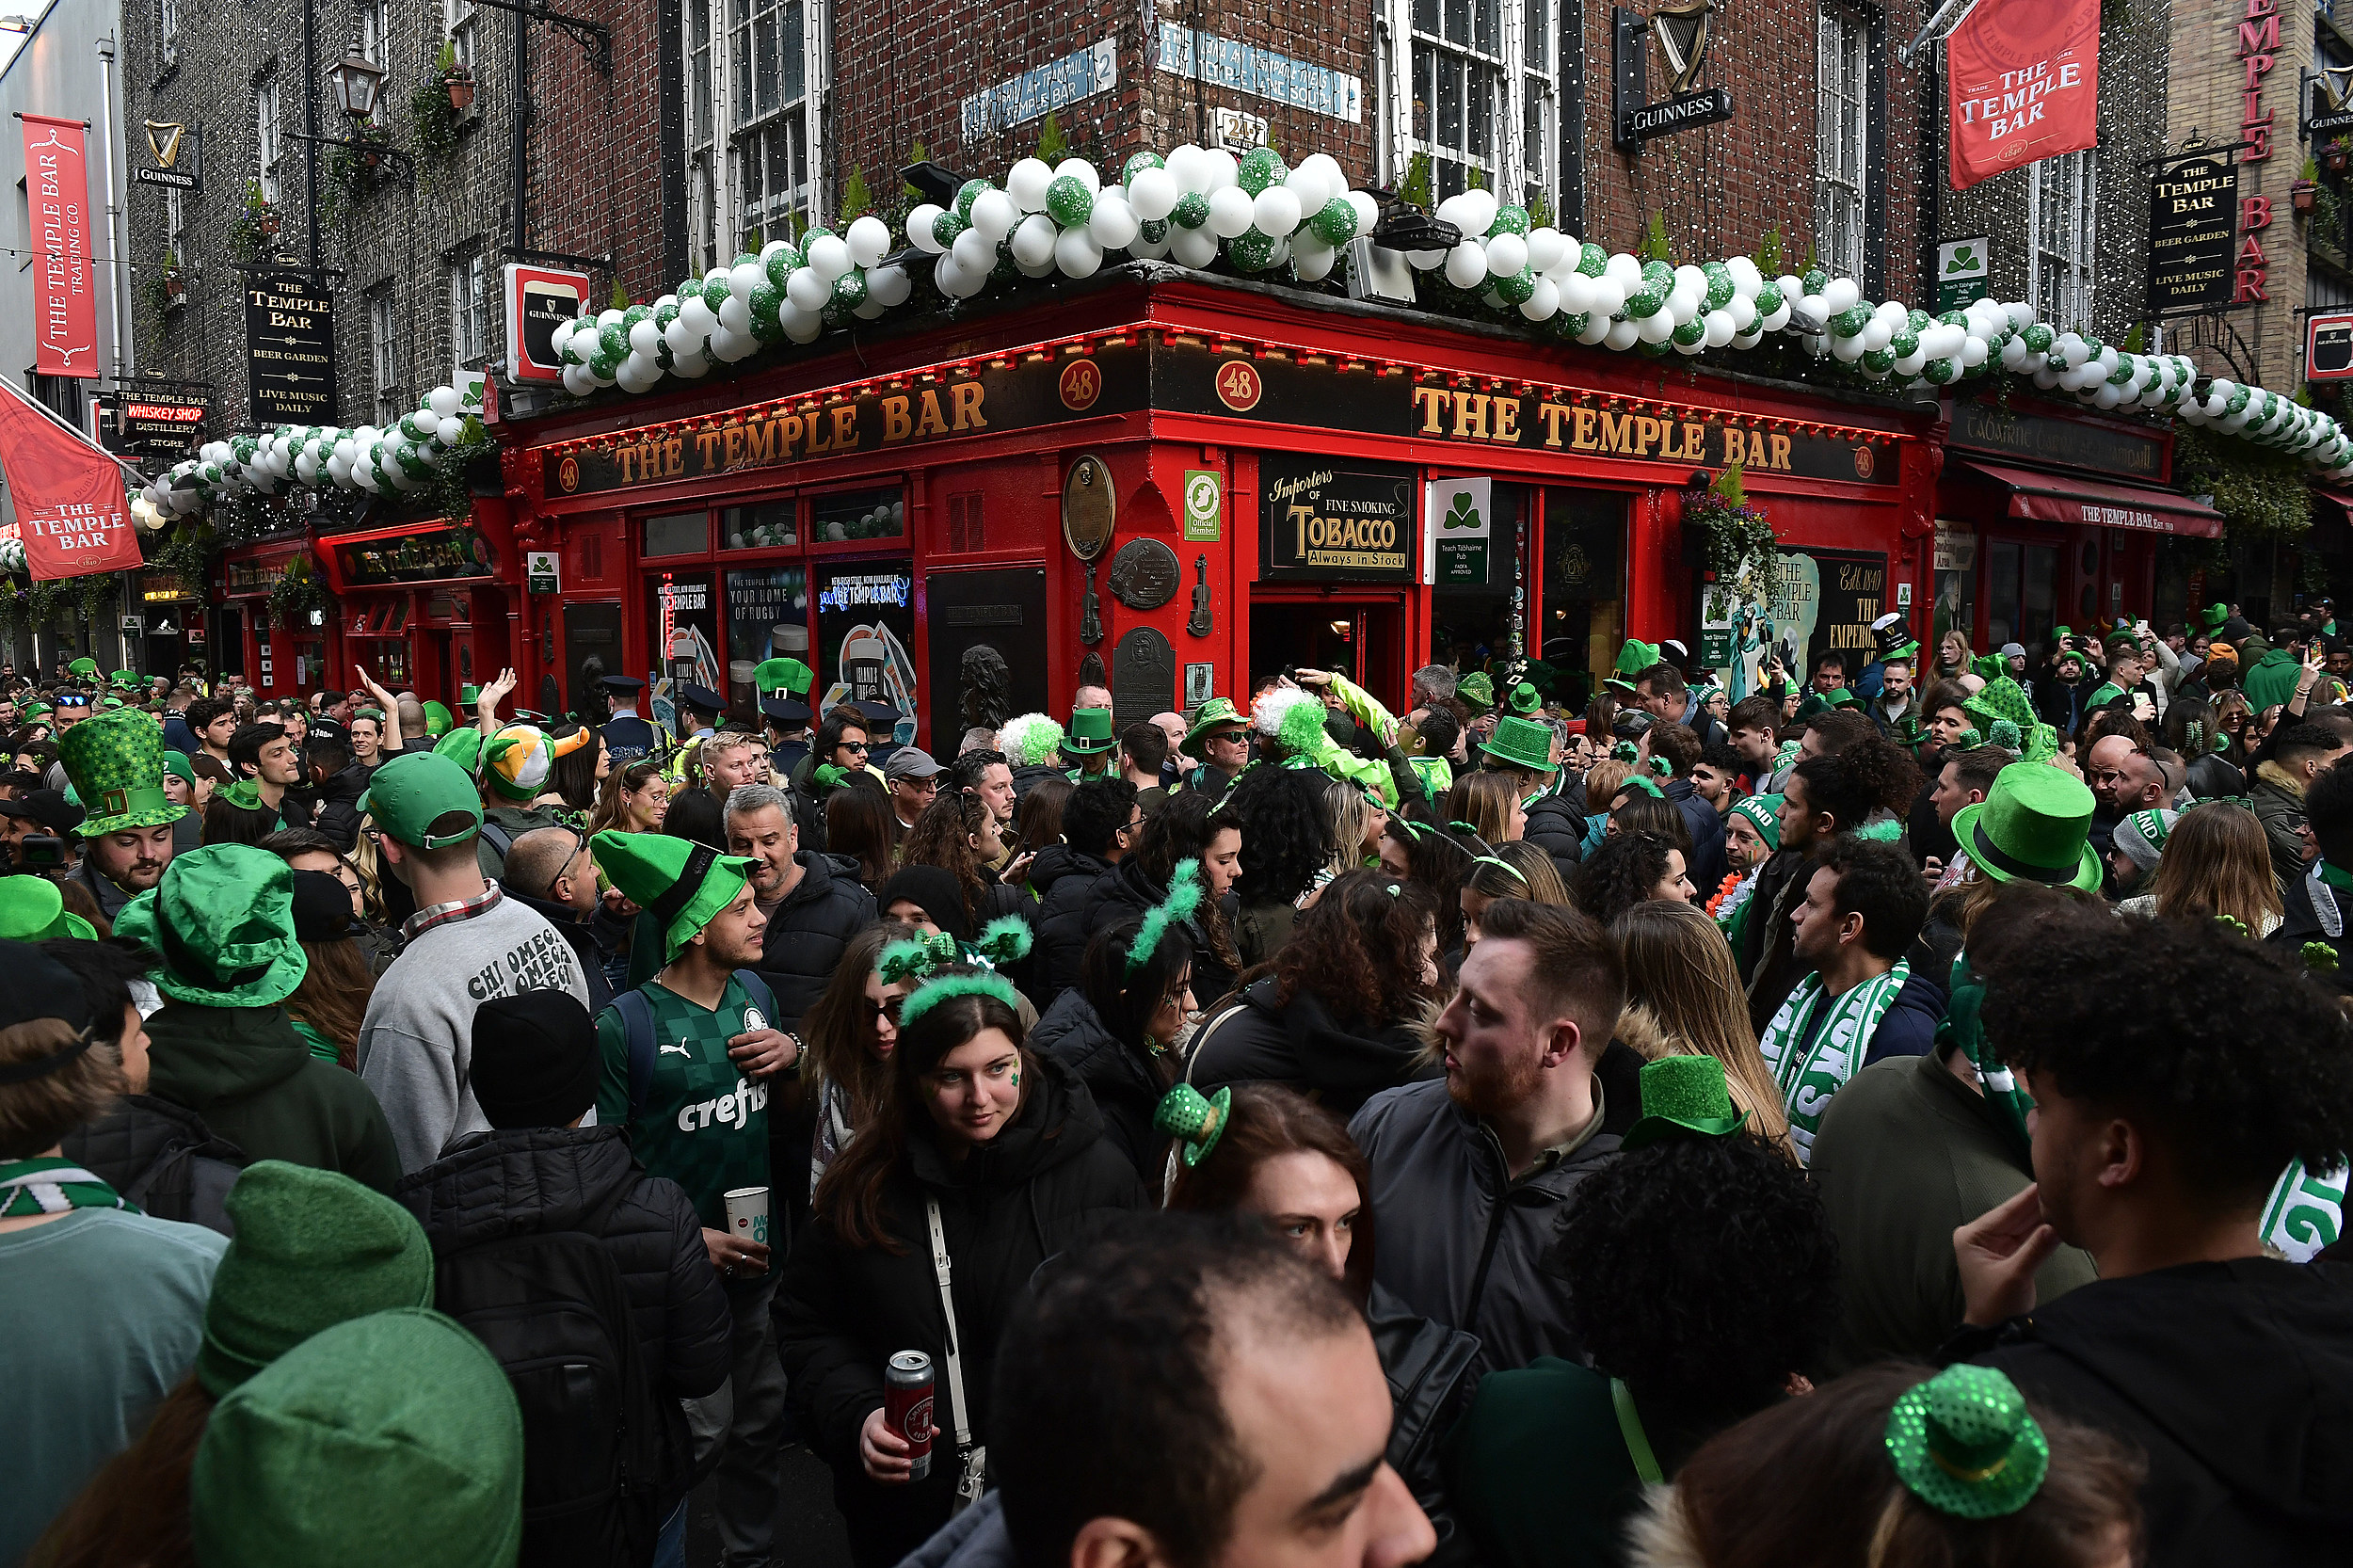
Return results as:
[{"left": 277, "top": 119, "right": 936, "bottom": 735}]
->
[{"left": 1933, "top": 0, "right": 2170, "bottom": 342}]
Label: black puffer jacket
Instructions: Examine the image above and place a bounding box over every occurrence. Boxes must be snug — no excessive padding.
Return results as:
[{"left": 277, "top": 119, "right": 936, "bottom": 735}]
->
[
  {"left": 1030, "top": 843, "right": 1112, "bottom": 1001},
  {"left": 1076, "top": 856, "right": 1240, "bottom": 1009},
  {"left": 1186, "top": 977, "right": 1440, "bottom": 1118},
  {"left": 1029, "top": 987, "right": 1173, "bottom": 1184},
  {"left": 1010, "top": 761, "right": 1064, "bottom": 804},
  {"left": 752, "top": 851, "right": 880, "bottom": 1027},
  {"left": 1520, "top": 792, "right": 1588, "bottom": 885},
  {"left": 775, "top": 1054, "right": 1146, "bottom": 1568},
  {"left": 62, "top": 1094, "right": 247, "bottom": 1235},
  {"left": 396, "top": 1124, "right": 732, "bottom": 1404},
  {"left": 312, "top": 760, "right": 372, "bottom": 852}
]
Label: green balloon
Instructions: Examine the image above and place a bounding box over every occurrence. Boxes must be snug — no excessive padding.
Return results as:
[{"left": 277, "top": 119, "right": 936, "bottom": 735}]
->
[
  {"left": 1171, "top": 191, "right": 1211, "bottom": 230},
  {"left": 1672, "top": 316, "right": 1705, "bottom": 346},
  {"left": 748, "top": 283, "right": 781, "bottom": 318},
  {"left": 1309, "top": 196, "right": 1358, "bottom": 247},
  {"left": 1801, "top": 267, "right": 1829, "bottom": 294},
  {"left": 1577, "top": 243, "right": 1608, "bottom": 278},
  {"left": 1862, "top": 347, "right": 1896, "bottom": 374},
  {"left": 932, "top": 210, "right": 968, "bottom": 248},
  {"left": 1701, "top": 264, "right": 1733, "bottom": 311},
  {"left": 1139, "top": 217, "right": 1170, "bottom": 243},
  {"left": 622, "top": 303, "right": 651, "bottom": 325},
  {"left": 677, "top": 279, "right": 703, "bottom": 300},
  {"left": 1046, "top": 174, "right": 1095, "bottom": 228},
  {"left": 1236, "top": 147, "right": 1285, "bottom": 196},
  {"left": 1495, "top": 267, "right": 1537, "bottom": 305},
  {"left": 764, "top": 248, "right": 800, "bottom": 289},
  {"left": 1829, "top": 305, "right": 1871, "bottom": 338},
  {"left": 954, "top": 181, "right": 990, "bottom": 218},
  {"left": 701, "top": 275, "right": 731, "bottom": 308},
  {"left": 1229, "top": 229, "right": 1279, "bottom": 271},
  {"left": 599, "top": 323, "right": 627, "bottom": 358},
  {"left": 1753, "top": 281, "right": 1785, "bottom": 316},
  {"left": 1907, "top": 307, "right": 1930, "bottom": 331},
  {"left": 1490, "top": 204, "right": 1530, "bottom": 236},
  {"left": 654, "top": 301, "right": 680, "bottom": 328},
  {"left": 1889, "top": 329, "right": 1919, "bottom": 359},
  {"left": 1922, "top": 357, "right": 1959, "bottom": 384},
  {"left": 831, "top": 270, "right": 869, "bottom": 306},
  {"left": 1123, "top": 150, "right": 1165, "bottom": 182},
  {"left": 1624, "top": 281, "right": 1667, "bottom": 319},
  {"left": 2021, "top": 323, "right": 2054, "bottom": 352}
]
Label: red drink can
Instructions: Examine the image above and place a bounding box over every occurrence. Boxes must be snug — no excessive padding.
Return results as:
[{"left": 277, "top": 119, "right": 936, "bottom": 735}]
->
[{"left": 885, "top": 1351, "right": 936, "bottom": 1480}]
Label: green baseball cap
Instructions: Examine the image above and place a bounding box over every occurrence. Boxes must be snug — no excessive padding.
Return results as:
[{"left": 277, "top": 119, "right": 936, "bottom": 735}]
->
[{"left": 360, "top": 752, "right": 484, "bottom": 849}]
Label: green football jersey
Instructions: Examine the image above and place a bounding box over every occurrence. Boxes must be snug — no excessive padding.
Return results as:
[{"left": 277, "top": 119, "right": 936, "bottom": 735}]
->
[{"left": 596, "top": 976, "right": 773, "bottom": 1240}]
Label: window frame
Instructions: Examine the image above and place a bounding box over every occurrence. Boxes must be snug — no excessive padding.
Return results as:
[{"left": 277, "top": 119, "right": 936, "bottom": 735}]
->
[
  {"left": 255, "top": 74, "right": 281, "bottom": 204},
  {"left": 444, "top": 0, "right": 477, "bottom": 74},
  {"left": 2028, "top": 150, "right": 2096, "bottom": 329},
  {"left": 368, "top": 286, "right": 401, "bottom": 424},
  {"left": 159, "top": 0, "right": 179, "bottom": 64},
  {"left": 1379, "top": 0, "right": 1568, "bottom": 222},
  {"left": 683, "top": 0, "right": 825, "bottom": 270},
  {"left": 1814, "top": 4, "right": 1869, "bottom": 280},
  {"left": 448, "top": 249, "right": 488, "bottom": 367}
]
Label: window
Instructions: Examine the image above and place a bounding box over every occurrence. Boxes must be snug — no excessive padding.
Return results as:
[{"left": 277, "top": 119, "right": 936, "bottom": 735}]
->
[
  {"left": 1405, "top": 0, "right": 1503, "bottom": 200},
  {"left": 444, "top": 0, "right": 477, "bottom": 74},
  {"left": 369, "top": 286, "right": 401, "bottom": 424},
  {"left": 1384, "top": 0, "right": 1565, "bottom": 219},
  {"left": 684, "top": 0, "right": 818, "bottom": 268},
  {"left": 2029, "top": 151, "right": 2095, "bottom": 328},
  {"left": 360, "top": 0, "right": 390, "bottom": 121},
  {"left": 448, "top": 250, "right": 488, "bottom": 364},
  {"left": 1815, "top": 6, "right": 1868, "bottom": 279},
  {"left": 255, "top": 75, "right": 280, "bottom": 203},
  {"left": 159, "top": 0, "right": 179, "bottom": 63}
]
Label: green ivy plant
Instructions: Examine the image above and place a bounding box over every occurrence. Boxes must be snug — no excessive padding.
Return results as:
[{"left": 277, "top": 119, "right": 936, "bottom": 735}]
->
[
  {"left": 2174, "top": 426, "right": 2313, "bottom": 541},
  {"left": 1688, "top": 461, "right": 1780, "bottom": 617},
  {"left": 411, "top": 45, "right": 466, "bottom": 166},
  {"left": 230, "top": 181, "right": 280, "bottom": 264}
]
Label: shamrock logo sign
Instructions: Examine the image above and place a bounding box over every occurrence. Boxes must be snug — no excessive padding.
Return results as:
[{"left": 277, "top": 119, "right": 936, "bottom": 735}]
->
[
  {"left": 1945, "top": 246, "right": 1978, "bottom": 274},
  {"left": 1444, "top": 491, "right": 1482, "bottom": 531}
]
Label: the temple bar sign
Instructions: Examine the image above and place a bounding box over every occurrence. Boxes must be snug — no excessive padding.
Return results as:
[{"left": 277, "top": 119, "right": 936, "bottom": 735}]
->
[{"left": 1409, "top": 385, "right": 1890, "bottom": 483}]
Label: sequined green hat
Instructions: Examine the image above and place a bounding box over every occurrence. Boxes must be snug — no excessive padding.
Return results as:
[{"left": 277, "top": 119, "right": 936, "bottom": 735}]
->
[
  {"left": 1620, "top": 1054, "right": 1748, "bottom": 1150},
  {"left": 1883, "top": 1365, "right": 2050, "bottom": 1519},
  {"left": 60, "top": 707, "right": 189, "bottom": 837},
  {"left": 1153, "top": 1082, "right": 1233, "bottom": 1168}
]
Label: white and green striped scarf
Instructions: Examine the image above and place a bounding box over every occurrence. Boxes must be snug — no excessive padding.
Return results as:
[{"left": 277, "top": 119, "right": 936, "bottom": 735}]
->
[
  {"left": 2261, "top": 1160, "right": 2348, "bottom": 1262},
  {"left": 1757, "top": 962, "right": 1911, "bottom": 1162},
  {"left": 0, "top": 1157, "right": 136, "bottom": 1219}
]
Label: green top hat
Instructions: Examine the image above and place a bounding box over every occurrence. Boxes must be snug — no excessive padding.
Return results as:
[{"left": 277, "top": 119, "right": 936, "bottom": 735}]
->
[
  {"left": 592, "top": 829, "right": 756, "bottom": 963},
  {"left": 61, "top": 708, "right": 189, "bottom": 838},
  {"left": 1961, "top": 675, "right": 2035, "bottom": 732},
  {"left": 421, "top": 700, "right": 454, "bottom": 737},
  {"left": 0, "top": 874, "right": 98, "bottom": 941},
  {"left": 1730, "top": 792, "right": 1783, "bottom": 852},
  {"left": 1456, "top": 671, "right": 1495, "bottom": 710},
  {"left": 1479, "top": 714, "right": 1555, "bottom": 775},
  {"left": 1884, "top": 1365, "right": 2050, "bottom": 1519},
  {"left": 753, "top": 657, "right": 813, "bottom": 697},
  {"left": 1153, "top": 1082, "right": 1233, "bottom": 1168},
  {"left": 458, "top": 684, "right": 481, "bottom": 707},
  {"left": 111, "top": 669, "right": 140, "bottom": 689},
  {"left": 1182, "top": 697, "right": 1248, "bottom": 761},
  {"left": 1621, "top": 1054, "right": 1749, "bottom": 1150},
  {"left": 1064, "top": 706, "right": 1118, "bottom": 755},
  {"left": 1505, "top": 680, "right": 1542, "bottom": 716},
  {"left": 1612, "top": 639, "right": 1660, "bottom": 678},
  {"left": 2200, "top": 601, "right": 2230, "bottom": 633},
  {"left": 67, "top": 656, "right": 98, "bottom": 679},
  {"left": 115, "top": 844, "right": 309, "bottom": 1009},
  {"left": 1951, "top": 765, "right": 2100, "bottom": 891}
]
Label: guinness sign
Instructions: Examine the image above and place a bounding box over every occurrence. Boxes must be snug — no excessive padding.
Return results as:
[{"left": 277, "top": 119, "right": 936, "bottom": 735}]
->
[
  {"left": 134, "top": 120, "right": 200, "bottom": 191},
  {"left": 1614, "top": 0, "right": 1733, "bottom": 152}
]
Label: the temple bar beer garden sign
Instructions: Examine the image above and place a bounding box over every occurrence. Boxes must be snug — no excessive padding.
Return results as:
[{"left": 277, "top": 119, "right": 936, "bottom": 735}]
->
[
  {"left": 246, "top": 272, "right": 338, "bottom": 425},
  {"left": 2144, "top": 152, "right": 2237, "bottom": 316}
]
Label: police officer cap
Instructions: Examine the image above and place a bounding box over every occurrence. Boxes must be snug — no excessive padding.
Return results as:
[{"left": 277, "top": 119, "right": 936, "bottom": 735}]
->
[
  {"left": 678, "top": 683, "right": 727, "bottom": 715},
  {"left": 760, "top": 696, "right": 812, "bottom": 727}
]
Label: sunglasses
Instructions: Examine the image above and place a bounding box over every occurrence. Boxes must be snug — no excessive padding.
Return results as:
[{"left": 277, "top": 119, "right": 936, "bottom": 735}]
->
[
  {"left": 871, "top": 995, "right": 904, "bottom": 1025},
  {"left": 841, "top": 742, "right": 871, "bottom": 754}
]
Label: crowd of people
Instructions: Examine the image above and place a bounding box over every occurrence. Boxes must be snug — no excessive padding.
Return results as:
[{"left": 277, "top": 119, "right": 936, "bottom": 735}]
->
[{"left": 1, "top": 610, "right": 2349, "bottom": 1568}]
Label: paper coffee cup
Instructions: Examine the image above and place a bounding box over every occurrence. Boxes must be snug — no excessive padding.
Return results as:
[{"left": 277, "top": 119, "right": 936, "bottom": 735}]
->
[{"left": 724, "top": 1186, "right": 771, "bottom": 1249}]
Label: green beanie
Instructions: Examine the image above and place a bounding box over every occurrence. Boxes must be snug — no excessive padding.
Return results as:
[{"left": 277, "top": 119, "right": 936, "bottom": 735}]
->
[
  {"left": 192, "top": 1308, "right": 523, "bottom": 1568},
  {"left": 196, "top": 1161, "right": 437, "bottom": 1397},
  {"left": 590, "top": 828, "right": 754, "bottom": 962}
]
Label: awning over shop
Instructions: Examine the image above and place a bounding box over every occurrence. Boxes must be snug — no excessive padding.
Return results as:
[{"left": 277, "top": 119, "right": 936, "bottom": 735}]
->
[{"left": 1952, "top": 458, "right": 2223, "bottom": 538}]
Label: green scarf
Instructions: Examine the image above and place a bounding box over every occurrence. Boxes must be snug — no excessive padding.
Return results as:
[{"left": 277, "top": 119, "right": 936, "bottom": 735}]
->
[
  {"left": 1757, "top": 961, "right": 1911, "bottom": 1161},
  {"left": 1934, "top": 953, "right": 2034, "bottom": 1165},
  {"left": 2261, "top": 1160, "right": 2348, "bottom": 1262},
  {"left": 0, "top": 1156, "right": 138, "bottom": 1219},
  {"left": 291, "top": 1018, "right": 341, "bottom": 1064}
]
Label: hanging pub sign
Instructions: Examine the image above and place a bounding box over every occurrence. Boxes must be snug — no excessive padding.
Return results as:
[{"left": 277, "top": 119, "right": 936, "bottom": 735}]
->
[
  {"left": 2144, "top": 152, "right": 2237, "bottom": 316},
  {"left": 1260, "top": 456, "right": 1417, "bottom": 583},
  {"left": 1612, "top": 2, "right": 1732, "bottom": 152},
  {"left": 135, "top": 120, "right": 200, "bottom": 191},
  {"left": 2310, "top": 311, "right": 2353, "bottom": 381},
  {"left": 504, "top": 264, "right": 591, "bottom": 384},
  {"left": 246, "top": 271, "right": 338, "bottom": 425},
  {"left": 2311, "top": 67, "right": 2353, "bottom": 139},
  {"left": 97, "top": 389, "right": 209, "bottom": 466}
]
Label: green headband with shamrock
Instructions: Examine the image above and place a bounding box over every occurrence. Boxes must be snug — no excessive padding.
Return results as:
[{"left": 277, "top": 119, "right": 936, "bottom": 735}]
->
[{"left": 880, "top": 918, "right": 1035, "bottom": 1027}]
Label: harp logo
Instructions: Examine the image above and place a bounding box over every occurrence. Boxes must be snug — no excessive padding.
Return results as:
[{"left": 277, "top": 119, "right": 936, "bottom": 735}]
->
[
  {"left": 1650, "top": 0, "right": 1715, "bottom": 96},
  {"left": 1615, "top": 0, "right": 1734, "bottom": 150}
]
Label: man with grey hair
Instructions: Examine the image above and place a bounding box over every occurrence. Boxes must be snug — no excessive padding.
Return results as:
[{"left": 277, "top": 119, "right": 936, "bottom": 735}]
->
[
  {"left": 1411, "top": 664, "right": 1458, "bottom": 712},
  {"left": 724, "top": 782, "right": 876, "bottom": 1027}
]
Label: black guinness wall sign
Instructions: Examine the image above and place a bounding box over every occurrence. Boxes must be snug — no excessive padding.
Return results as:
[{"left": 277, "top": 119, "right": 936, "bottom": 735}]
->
[{"left": 1614, "top": 0, "right": 1734, "bottom": 153}]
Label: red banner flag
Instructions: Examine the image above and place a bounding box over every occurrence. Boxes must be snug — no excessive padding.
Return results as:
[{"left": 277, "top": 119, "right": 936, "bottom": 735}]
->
[
  {"left": 23, "top": 113, "right": 99, "bottom": 379},
  {"left": 0, "top": 381, "right": 140, "bottom": 580},
  {"left": 1946, "top": 0, "right": 2101, "bottom": 192}
]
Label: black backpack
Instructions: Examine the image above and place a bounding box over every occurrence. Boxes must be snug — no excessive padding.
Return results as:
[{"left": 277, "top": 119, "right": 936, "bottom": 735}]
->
[{"left": 431, "top": 1186, "right": 684, "bottom": 1568}]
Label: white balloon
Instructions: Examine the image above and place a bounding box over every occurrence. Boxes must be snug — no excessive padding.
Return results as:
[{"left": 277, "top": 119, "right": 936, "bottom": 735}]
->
[
  {"left": 1605, "top": 251, "right": 1644, "bottom": 289},
  {"left": 1129, "top": 224, "right": 1174, "bottom": 261},
  {"left": 1014, "top": 251, "right": 1058, "bottom": 279},
  {"left": 716, "top": 294, "right": 751, "bottom": 334},
  {"left": 680, "top": 296, "right": 717, "bottom": 336},
  {"left": 1603, "top": 318, "right": 1641, "bottom": 350},
  {"left": 1760, "top": 303, "right": 1791, "bottom": 332},
  {"left": 1054, "top": 158, "right": 1101, "bottom": 193},
  {"left": 1444, "top": 240, "right": 1489, "bottom": 289},
  {"left": 1636, "top": 311, "right": 1676, "bottom": 344},
  {"left": 1293, "top": 237, "right": 1337, "bottom": 281},
  {"left": 1207, "top": 186, "right": 1257, "bottom": 238},
  {"left": 1089, "top": 196, "right": 1141, "bottom": 249},
  {"left": 1703, "top": 309, "right": 1736, "bottom": 348},
  {"left": 1169, "top": 223, "right": 1220, "bottom": 268},
  {"left": 1519, "top": 277, "right": 1560, "bottom": 321},
  {"left": 1821, "top": 277, "right": 1860, "bottom": 314},
  {"left": 1346, "top": 190, "right": 1379, "bottom": 236},
  {"left": 1283, "top": 163, "right": 1332, "bottom": 214},
  {"left": 437, "top": 414, "right": 467, "bottom": 444},
  {"left": 427, "top": 385, "right": 462, "bottom": 418},
  {"left": 598, "top": 306, "right": 625, "bottom": 328},
  {"left": 784, "top": 305, "right": 826, "bottom": 341},
  {"left": 1252, "top": 185, "right": 1302, "bottom": 238},
  {"left": 1485, "top": 232, "right": 1528, "bottom": 278},
  {"left": 1202, "top": 149, "right": 1239, "bottom": 190},
  {"left": 969, "top": 188, "right": 1018, "bottom": 241},
  {"left": 1054, "top": 227, "right": 1103, "bottom": 277},
  {"left": 1165, "top": 145, "right": 1209, "bottom": 194},
  {"left": 1831, "top": 332, "right": 1867, "bottom": 362},
  {"left": 664, "top": 316, "right": 701, "bottom": 356},
  {"left": 906, "top": 203, "right": 947, "bottom": 252},
  {"left": 853, "top": 296, "right": 888, "bottom": 320},
  {"left": 952, "top": 226, "right": 996, "bottom": 277},
  {"left": 629, "top": 320, "right": 663, "bottom": 356},
  {"left": 1525, "top": 228, "right": 1568, "bottom": 274},
  {"left": 1666, "top": 286, "right": 1700, "bottom": 327},
  {"left": 1860, "top": 317, "right": 1892, "bottom": 353},
  {"left": 866, "top": 264, "right": 913, "bottom": 308},
  {"left": 1727, "top": 295, "right": 1757, "bottom": 331},
  {"left": 1128, "top": 167, "right": 1179, "bottom": 222},
  {"left": 1007, "top": 158, "right": 1055, "bottom": 212},
  {"left": 807, "top": 234, "right": 853, "bottom": 280},
  {"left": 1012, "top": 212, "right": 1060, "bottom": 267},
  {"left": 786, "top": 266, "right": 830, "bottom": 312},
  {"left": 846, "top": 215, "right": 892, "bottom": 267},
  {"left": 1960, "top": 336, "right": 1989, "bottom": 368}
]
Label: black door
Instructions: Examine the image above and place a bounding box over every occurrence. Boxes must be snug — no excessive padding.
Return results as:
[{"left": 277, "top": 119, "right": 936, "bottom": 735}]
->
[
  {"left": 923, "top": 568, "right": 1048, "bottom": 754},
  {"left": 563, "top": 601, "right": 626, "bottom": 717}
]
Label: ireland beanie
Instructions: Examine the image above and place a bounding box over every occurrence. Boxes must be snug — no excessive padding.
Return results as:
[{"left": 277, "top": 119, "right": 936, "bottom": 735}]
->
[
  {"left": 192, "top": 1308, "right": 523, "bottom": 1568},
  {"left": 196, "top": 1161, "right": 436, "bottom": 1397}
]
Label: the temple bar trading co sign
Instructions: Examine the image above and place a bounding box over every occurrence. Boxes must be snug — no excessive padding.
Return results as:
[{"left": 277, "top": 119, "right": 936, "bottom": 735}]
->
[
  {"left": 2144, "top": 152, "right": 2237, "bottom": 316},
  {"left": 245, "top": 272, "right": 338, "bottom": 425}
]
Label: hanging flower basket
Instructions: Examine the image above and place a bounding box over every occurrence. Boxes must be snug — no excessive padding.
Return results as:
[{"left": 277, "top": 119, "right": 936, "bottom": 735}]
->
[{"left": 2326, "top": 139, "right": 2350, "bottom": 173}]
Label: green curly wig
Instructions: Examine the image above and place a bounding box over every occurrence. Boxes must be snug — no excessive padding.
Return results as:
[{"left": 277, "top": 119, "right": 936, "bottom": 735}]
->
[{"left": 998, "top": 712, "right": 1066, "bottom": 768}]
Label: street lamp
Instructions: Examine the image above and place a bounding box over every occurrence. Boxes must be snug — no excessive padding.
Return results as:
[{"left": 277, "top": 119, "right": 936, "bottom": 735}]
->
[{"left": 328, "top": 41, "right": 383, "bottom": 123}]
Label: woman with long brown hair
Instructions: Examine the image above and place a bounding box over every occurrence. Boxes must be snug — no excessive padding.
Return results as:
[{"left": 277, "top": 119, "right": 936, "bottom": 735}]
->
[
  {"left": 1447, "top": 768, "right": 1526, "bottom": 844},
  {"left": 824, "top": 778, "right": 897, "bottom": 892},
  {"left": 281, "top": 871, "right": 376, "bottom": 1070},
  {"left": 776, "top": 969, "right": 1145, "bottom": 1568},
  {"left": 588, "top": 757, "right": 669, "bottom": 836},
  {"left": 1461, "top": 840, "right": 1571, "bottom": 951},
  {"left": 899, "top": 792, "right": 1028, "bottom": 930},
  {"left": 798, "top": 920, "right": 919, "bottom": 1188},
  {"left": 2129, "top": 800, "right": 2284, "bottom": 936},
  {"left": 1188, "top": 869, "right": 1443, "bottom": 1114},
  {"left": 1609, "top": 899, "right": 1794, "bottom": 1155}
]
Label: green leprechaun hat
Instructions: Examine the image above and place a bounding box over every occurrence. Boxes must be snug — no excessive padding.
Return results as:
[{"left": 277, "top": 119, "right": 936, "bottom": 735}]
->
[
  {"left": 591, "top": 829, "right": 756, "bottom": 963},
  {"left": 754, "top": 657, "right": 813, "bottom": 697},
  {"left": 1951, "top": 765, "right": 2100, "bottom": 891},
  {"left": 67, "top": 656, "right": 99, "bottom": 680},
  {"left": 1884, "top": 1365, "right": 2050, "bottom": 1520},
  {"left": 1505, "top": 680, "right": 1543, "bottom": 717},
  {"left": 421, "top": 700, "right": 454, "bottom": 737},
  {"left": 1182, "top": 698, "right": 1247, "bottom": 761},
  {"left": 1962, "top": 675, "right": 2036, "bottom": 733},
  {"left": 1480, "top": 714, "right": 1555, "bottom": 775},
  {"left": 1456, "top": 671, "right": 1495, "bottom": 711},
  {"left": 1064, "top": 706, "right": 1118, "bottom": 755},
  {"left": 0, "top": 873, "right": 98, "bottom": 941},
  {"left": 114, "top": 844, "right": 309, "bottom": 1009},
  {"left": 1612, "top": 639, "right": 1659, "bottom": 678},
  {"left": 2200, "top": 601, "right": 2230, "bottom": 633},
  {"left": 61, "top": 708, "right": 188, "bottom": 838},
  {"left": 1621, "top": 1054, "right": 1749, "bottom": 1150}
]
